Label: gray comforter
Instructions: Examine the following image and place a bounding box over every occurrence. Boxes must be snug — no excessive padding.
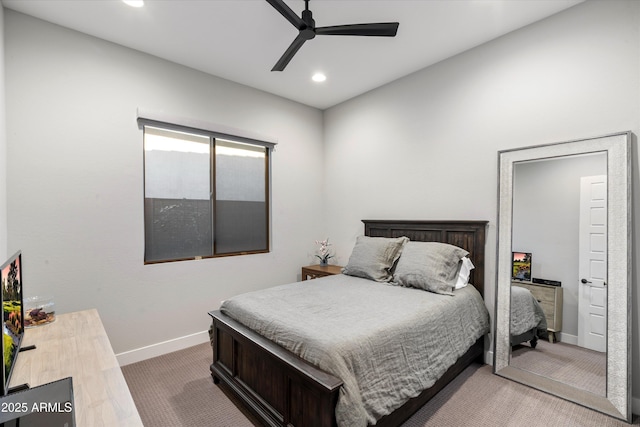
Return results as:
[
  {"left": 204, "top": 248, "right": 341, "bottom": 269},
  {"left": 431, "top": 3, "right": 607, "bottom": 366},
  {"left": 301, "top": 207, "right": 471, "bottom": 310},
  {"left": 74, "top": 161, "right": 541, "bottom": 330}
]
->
[
  {"left": 511, "top": 285, "right": 548, "bottom": 337},
  {"left": 220, "top": 274, "right": 490, "bottom": 427}
]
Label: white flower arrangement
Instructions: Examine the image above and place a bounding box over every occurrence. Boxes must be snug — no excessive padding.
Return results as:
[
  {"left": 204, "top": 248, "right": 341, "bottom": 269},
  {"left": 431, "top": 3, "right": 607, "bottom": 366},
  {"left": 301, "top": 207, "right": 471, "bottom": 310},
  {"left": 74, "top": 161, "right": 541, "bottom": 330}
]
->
[{"left": 315, "top": 238, "right": 334, "bottom": 265}]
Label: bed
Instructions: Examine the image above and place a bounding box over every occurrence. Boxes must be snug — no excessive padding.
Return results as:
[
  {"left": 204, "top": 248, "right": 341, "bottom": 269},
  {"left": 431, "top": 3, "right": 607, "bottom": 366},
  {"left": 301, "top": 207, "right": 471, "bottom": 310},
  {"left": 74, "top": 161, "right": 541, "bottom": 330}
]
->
[
  {"left": 208, "top": 220, "right": 489, "bottom": 427},
  {"left": 510, "top": 285, "right": 548, "bottom": 348}
]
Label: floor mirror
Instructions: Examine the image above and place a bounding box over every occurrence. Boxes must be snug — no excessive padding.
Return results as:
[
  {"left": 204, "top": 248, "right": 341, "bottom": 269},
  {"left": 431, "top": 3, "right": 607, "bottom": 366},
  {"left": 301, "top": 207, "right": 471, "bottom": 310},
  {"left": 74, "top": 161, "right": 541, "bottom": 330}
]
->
[{"left": 493, "top": 131, "right": 632, "bottom": 422}]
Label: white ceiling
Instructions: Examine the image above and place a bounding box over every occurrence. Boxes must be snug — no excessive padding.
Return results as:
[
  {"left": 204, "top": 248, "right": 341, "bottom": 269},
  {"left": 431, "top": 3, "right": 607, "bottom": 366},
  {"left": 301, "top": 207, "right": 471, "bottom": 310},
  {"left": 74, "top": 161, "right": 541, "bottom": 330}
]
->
[{"left": 2, "top": 0, "right": 583, "bottom": 110}]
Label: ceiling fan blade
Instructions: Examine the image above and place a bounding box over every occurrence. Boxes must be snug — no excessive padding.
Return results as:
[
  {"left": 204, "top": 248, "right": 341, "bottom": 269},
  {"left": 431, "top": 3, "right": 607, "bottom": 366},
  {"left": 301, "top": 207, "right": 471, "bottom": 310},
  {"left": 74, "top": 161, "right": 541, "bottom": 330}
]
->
[
  {"left": 265, "top": 0, "right": 305, "bottom": 30},
  {"left": 272, "top": 33, "right": 307, "bottom": 71},
  {"left": 316, "top": 22, "right": 399, "bottom": 37}
]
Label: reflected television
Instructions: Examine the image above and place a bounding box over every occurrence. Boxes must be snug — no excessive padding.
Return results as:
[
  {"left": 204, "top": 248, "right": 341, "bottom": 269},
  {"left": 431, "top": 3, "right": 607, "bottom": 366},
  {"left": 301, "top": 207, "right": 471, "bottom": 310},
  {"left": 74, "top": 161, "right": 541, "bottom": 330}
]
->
[
  {"left": 0, "top": 251, "right": 25, "bottom": 395},
  {"left": 512, "top": 251, "right": 532, "bottom": 282}
]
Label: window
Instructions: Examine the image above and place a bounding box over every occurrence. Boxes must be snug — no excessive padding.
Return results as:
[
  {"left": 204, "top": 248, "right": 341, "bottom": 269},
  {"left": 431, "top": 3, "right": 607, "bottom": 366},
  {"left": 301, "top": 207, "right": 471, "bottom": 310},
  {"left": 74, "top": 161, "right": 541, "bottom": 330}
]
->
[{"left": 141, "top": 120, "right": 273, "bottom": 263}]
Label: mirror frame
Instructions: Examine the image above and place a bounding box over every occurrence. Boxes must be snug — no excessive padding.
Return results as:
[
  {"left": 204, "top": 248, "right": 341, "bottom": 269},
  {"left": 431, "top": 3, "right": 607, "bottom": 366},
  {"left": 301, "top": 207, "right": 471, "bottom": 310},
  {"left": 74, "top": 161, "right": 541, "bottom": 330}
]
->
[{"left": 493, "top": 131, "right": 632, "bottom": 422}]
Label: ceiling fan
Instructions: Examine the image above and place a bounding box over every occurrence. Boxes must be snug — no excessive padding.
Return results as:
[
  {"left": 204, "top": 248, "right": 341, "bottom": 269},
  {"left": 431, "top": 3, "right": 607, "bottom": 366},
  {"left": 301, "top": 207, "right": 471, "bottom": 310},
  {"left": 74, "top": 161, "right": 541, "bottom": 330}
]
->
[{"left": 266, "top": 0, "right": 399, "bottom": 71}]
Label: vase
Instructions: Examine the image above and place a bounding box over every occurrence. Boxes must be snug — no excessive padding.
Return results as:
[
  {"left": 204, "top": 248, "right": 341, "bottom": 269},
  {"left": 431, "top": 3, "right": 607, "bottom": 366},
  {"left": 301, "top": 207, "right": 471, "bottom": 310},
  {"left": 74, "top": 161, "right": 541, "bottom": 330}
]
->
[{"left": 319, "top": 260, "right": 328, "bottom": 266}]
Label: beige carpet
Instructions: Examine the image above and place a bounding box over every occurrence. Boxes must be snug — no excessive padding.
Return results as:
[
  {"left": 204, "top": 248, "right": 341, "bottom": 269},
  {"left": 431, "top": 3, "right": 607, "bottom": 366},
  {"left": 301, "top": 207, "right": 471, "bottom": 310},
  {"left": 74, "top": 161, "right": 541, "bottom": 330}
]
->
[
  {"left": 122, "top": 343, "right": 639, "bottom": 427},
  {"left": 122, "top": 342, "right": 260, "bottom": 427},
  {"left": 510, "top": 339, "right": 606, "bottom": 396}
]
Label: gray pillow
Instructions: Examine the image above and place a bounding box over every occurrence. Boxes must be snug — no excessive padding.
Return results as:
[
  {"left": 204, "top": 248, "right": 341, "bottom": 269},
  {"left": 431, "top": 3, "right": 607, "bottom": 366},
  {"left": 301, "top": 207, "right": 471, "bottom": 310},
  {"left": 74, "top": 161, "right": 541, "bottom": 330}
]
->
[
  {"left": 342, "top": 236, "right": 409, "bottom": 282},
  {"left": 393, "top": 241, "right": 469, "bottom": 295}
]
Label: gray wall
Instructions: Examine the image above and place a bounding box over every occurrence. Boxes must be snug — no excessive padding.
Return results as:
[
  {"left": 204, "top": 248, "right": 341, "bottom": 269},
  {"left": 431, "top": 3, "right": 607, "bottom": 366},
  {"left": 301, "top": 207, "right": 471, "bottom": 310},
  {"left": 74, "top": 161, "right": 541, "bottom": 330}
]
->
[
  {"left": 323, "top": 0, "right": 639, "bottom": 405},
  {"left": 512, "top": 154, "right": 607, "bottom": 338},
  {"left": 4, "top": 0, "right": 640, "bottom": 409},
  {"left": 4, "top": 10, "right": 325, "bottom": 359}
]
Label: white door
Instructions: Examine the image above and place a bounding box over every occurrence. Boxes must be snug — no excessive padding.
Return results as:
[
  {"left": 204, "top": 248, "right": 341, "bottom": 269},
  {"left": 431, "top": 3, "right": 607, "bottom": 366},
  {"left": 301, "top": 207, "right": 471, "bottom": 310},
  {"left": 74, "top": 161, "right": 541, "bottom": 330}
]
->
[{"left": 578, "top": 175, "right": 607, "bottom": 352}]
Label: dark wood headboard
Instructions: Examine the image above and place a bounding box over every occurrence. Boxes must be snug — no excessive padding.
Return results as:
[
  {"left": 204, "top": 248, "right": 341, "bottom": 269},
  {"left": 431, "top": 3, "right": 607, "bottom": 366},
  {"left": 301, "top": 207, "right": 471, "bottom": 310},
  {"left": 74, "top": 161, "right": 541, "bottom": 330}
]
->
[{"left": 362, "top": 220, "right": 489, "bottom": 297}]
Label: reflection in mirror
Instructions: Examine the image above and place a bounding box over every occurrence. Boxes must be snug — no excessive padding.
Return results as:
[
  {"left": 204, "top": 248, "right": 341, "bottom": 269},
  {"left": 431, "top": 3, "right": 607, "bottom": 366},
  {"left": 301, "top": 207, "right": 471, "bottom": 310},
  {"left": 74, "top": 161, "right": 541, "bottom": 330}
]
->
[
  {"left": 509, "top": 153, "right": 607, "bottom": 397},
  {"left": 494, "top": 132, "right": 632, "bottom": 423}
]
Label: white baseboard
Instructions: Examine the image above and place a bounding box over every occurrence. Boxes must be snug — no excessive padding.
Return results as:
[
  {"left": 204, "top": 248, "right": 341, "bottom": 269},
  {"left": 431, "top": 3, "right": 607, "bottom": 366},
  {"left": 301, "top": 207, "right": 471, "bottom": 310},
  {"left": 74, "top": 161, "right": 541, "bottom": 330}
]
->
[
  {"left": 485, "top": 350, "right": 493, "bottom": 366},
  {"left": 116, "top": 330, "right": 210, "bottom": 366},
  {"left": 558, "top": 332, "right": 578, "bottom": 345}
]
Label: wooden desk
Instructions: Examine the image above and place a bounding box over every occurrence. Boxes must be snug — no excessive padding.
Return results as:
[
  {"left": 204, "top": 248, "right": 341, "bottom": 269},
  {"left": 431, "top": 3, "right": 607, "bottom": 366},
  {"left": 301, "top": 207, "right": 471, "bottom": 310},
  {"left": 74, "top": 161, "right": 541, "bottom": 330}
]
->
[{"left": 9, "top": 309, "right": 143, "bottom": 426}]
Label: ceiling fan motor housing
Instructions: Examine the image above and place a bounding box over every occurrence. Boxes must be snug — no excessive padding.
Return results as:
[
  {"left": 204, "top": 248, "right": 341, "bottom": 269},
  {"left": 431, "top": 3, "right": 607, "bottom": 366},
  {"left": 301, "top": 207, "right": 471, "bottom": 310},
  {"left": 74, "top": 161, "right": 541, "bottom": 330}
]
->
[{"left": 301, "top": 9, "right": 315, "bottom": 40}]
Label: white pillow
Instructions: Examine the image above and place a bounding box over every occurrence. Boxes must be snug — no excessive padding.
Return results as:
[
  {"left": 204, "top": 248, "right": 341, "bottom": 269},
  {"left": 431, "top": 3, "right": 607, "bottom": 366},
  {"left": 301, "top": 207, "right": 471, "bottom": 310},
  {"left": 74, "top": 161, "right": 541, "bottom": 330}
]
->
[{"left": 455, "top": 257, "right": 475, "bottom": 289}]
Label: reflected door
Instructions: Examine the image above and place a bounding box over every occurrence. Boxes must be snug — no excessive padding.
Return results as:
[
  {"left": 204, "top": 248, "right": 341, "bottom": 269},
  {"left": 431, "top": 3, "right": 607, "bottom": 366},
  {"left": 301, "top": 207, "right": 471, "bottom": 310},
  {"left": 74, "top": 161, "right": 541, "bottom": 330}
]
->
[{"left": 578, "top": 175, "right": 607, "bottom": 352}]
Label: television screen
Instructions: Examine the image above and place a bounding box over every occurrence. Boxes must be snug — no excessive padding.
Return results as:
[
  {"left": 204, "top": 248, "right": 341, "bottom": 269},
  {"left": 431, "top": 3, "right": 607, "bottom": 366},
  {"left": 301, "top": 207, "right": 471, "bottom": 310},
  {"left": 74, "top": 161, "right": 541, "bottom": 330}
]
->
[{"left": 0, "top": 251, "right": 24, "bottom": 395}]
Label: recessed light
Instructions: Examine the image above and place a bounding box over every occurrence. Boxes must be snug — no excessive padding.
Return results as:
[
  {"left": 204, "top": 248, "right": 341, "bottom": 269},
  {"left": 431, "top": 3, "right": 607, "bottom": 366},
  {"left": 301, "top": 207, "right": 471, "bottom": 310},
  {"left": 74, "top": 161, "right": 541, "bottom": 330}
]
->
[
  {"left": 312, "top": 73, "right": 326, "bottom": 83},
  {"left": 123, "top": 0, "right": 144, "bottom": 7}
]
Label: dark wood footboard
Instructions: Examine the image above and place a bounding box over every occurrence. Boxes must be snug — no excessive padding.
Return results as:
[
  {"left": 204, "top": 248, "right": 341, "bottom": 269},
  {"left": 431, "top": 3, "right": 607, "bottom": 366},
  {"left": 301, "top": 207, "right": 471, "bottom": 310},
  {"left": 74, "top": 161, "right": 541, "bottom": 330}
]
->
[
  {"left": 210, "top": 309, "right": 484, "bottom": 427},
  {"left": 209, "top": 220, "right": 489, "bottom": 427},
  {"left": 209, "top": 310, "right": 343, "bottom": 427}
]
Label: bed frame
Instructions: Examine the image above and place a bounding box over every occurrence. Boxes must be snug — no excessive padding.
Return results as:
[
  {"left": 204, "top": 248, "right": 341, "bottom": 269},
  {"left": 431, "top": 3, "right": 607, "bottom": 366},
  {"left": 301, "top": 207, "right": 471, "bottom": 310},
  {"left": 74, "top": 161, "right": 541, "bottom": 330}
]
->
[
  {"left": 511, "top": 328, "right": 538, "bottom": 349},
  {"left": 209, "top": 220, "right": 488, "bottom": 427}
]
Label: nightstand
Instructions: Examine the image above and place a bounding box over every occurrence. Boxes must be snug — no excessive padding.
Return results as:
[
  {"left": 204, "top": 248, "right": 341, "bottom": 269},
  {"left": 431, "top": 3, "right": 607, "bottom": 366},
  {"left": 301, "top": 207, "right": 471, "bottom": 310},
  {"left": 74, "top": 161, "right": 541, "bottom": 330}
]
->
[
  {"left": 512, "top": 280, "right": 563, "bottom": 343},
  {"left": 301, "top": 264, "right": 343, "bottom": 281}
]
